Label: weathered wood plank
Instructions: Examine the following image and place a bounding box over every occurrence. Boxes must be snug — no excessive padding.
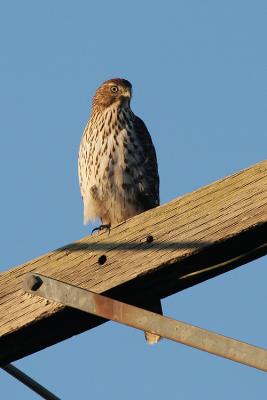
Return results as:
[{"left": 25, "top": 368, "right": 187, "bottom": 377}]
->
[{"left": 1, "top": 160, "right": 267, "bottom": 365}]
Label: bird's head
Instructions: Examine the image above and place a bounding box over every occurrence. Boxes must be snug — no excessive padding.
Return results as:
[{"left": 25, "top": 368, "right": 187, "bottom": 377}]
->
[{"left": 92, "top": 78, "right": 132, "bottom": 110}]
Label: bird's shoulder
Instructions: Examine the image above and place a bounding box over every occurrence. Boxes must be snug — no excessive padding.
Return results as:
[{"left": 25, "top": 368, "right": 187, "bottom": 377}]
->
[
  {"left": 133, "top": 115, "right": 153, "bottom": 143},
  {"left": 132, "top": 115, "right": 158, "bottom": 168}
]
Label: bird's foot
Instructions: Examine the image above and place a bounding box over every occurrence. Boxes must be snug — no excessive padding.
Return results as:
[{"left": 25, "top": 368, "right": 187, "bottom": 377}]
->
[{"left": 91, "top": 224, "right": 111, "bottom": 234}]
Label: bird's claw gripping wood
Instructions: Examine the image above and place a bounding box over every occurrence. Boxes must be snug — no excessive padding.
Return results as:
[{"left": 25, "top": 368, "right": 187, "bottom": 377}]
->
[{"left": 91, "top": 224, "right": 111, "bottom": 234}]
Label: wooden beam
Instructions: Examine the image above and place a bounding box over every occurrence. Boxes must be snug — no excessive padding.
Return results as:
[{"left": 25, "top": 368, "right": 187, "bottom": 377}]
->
[{"left": 1, "top": 160, "right": 267, "bottom": 365}]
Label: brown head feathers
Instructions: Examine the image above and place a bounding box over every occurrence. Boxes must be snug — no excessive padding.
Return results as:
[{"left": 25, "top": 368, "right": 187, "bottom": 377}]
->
[{"left": 92, "top": 78, "right": 132, "bottom": 110}]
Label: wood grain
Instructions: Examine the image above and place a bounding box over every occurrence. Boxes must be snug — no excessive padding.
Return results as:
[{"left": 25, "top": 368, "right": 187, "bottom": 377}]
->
[{"left": 1, "top": 160, "right": 267, "bottom": 365}]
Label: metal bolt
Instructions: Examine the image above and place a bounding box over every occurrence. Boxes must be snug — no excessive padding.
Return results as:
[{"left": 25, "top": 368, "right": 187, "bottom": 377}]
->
[{"left": 29, "top": 275, "right": 43, "bottom": 291}]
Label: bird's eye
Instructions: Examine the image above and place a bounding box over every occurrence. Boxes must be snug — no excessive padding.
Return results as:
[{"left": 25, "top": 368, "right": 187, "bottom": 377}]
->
[{"left": 110, "top": 86, "right": 118, "bottom": 93}]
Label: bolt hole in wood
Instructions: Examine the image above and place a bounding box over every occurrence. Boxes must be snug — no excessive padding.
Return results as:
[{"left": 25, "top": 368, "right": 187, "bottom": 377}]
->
[
  {"left": 146, "top": 235, "right": 154, "bottom": 244},
  {"left": 98, "top": 255, "right": 107, "bottom": 265}
]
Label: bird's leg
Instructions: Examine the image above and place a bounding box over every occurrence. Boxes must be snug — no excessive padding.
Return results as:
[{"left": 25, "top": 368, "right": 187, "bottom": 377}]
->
[{"left": 91, "top": 224, "right": 111, "bottom": 234}]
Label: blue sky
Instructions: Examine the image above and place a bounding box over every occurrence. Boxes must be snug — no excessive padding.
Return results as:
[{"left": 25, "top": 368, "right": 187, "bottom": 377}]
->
[{"left": 1, "top": 1, "right": 267, "bottom": 398}]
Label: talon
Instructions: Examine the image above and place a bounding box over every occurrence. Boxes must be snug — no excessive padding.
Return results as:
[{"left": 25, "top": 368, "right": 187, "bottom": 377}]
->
[{"left": 91, "top": 224, "right": 111, "bottom": 234}]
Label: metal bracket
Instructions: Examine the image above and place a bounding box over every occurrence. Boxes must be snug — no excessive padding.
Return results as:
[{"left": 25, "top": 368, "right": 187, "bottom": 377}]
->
[{"left": 24, "top": 273, "right": 267, "bottom": 372}]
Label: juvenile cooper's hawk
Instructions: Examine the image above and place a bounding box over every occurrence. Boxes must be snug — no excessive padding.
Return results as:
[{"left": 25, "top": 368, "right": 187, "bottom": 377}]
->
[{"left": 78, "top": 78, "right": 161, "bottom": 344}]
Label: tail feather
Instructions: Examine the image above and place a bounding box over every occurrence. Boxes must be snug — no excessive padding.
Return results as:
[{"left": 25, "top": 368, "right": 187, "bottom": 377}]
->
[
  {"left": 144, "top": 331, "right": 161, "bottom": 345},
  {"left": 143, "top": 299, "right": 163, "bottom": 345}
]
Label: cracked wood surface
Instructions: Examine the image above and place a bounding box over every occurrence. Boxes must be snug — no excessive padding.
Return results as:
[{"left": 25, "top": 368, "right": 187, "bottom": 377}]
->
[{"left": 1, "top": 160, "right": 267, "bottom": 364}]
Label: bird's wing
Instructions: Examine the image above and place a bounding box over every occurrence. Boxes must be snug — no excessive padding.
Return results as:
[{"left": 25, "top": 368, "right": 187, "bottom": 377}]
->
[{"left": 133, "top": 115, "right": 160, "bottom": 210}]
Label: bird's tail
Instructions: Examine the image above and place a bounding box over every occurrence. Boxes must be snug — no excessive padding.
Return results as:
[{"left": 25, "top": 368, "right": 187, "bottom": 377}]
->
[
  {"left": 144, "top": 331, "right": 161, "bottom": 344},
  {"left": 143, "top": 299, "right": 163, "bottom": 345}
]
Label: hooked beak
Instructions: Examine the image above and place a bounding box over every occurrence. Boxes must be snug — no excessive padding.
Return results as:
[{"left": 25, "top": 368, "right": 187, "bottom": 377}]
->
[{"left": 123, "top": 87, "right": 132, "bottom": 99}]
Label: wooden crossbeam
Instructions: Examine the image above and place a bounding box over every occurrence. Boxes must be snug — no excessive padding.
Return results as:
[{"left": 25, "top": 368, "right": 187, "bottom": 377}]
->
[{"left": 1, "top": 160, "right": 267, "bottom": 365}]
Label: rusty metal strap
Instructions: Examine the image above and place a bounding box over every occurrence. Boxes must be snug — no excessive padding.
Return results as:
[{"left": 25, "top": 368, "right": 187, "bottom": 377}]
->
[{"left": 24, "top": 273, "right": 267, "bottom": 372}]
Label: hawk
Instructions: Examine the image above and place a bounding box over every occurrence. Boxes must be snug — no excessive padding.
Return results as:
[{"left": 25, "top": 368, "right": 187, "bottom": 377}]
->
[{"left": 78, "top": 78, "right": 161, "bottom": 344}]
